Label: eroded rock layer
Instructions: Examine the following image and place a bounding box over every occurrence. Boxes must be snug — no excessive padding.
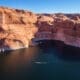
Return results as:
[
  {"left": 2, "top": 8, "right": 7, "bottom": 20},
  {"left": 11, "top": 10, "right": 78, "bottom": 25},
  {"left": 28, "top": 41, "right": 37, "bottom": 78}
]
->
[{"left": 0, "top": 7, "right": 80, "bottom": 51}]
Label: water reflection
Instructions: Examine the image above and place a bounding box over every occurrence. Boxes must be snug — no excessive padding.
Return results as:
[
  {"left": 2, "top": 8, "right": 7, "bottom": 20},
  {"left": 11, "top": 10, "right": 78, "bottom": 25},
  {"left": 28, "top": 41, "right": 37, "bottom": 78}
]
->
[
  {"left": 0, "top": 46, "right": 39, "bottom": 73},
  {"left": 1, "top": 41, "right": 80, "bottom": 80}
]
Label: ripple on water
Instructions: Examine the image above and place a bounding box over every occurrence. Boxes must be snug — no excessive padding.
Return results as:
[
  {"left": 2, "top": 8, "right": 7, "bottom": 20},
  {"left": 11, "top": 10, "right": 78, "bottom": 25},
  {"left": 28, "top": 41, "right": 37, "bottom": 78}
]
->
[{"left": 33, "top": 61, "right": 48, "bottom": 64}]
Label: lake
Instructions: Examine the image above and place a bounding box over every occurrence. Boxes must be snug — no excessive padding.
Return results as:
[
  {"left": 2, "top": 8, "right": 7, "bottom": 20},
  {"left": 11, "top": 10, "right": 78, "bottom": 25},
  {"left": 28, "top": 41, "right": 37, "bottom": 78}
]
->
[{"left": 0, "top": 40, "right": 80, "bottom": 80}]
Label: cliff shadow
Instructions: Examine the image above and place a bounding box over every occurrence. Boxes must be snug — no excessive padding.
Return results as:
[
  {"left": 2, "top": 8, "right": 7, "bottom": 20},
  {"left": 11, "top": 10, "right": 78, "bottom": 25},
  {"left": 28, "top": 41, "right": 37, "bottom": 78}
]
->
[
  {"left": 58, "top": 44, "right": 80, "bottom": 62},
  {"left": 33, "top": 20, "right": 80, "bottom": 62}
]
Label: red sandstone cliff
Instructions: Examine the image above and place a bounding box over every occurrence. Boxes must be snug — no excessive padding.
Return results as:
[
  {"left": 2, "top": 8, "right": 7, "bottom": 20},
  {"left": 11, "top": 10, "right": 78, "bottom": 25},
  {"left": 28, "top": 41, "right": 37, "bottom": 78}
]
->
[{"left": 0, "top": 7, "right": 80, "bottom": 51}]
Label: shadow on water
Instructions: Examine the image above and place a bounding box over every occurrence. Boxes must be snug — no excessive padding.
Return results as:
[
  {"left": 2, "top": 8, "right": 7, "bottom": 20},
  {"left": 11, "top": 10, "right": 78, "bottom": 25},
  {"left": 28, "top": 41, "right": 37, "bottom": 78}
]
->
[
  {"left": 54, "top": 41, "right": 80, "bottom": 62},
  {"left": 1, "top": 40, "right": 80, "bottom": 80},
  {"left": 1, "top": 40, "right": 80, "bottom": 62},
  {"left": 37, "top": 40, "right": 80, "bottom": 62}
]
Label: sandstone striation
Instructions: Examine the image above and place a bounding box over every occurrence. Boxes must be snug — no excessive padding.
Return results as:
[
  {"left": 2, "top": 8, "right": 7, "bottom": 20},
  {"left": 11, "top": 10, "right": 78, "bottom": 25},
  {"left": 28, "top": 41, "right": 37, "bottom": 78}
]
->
[{"left": 0, "top": 7, "right": 80, "bottom": 51}]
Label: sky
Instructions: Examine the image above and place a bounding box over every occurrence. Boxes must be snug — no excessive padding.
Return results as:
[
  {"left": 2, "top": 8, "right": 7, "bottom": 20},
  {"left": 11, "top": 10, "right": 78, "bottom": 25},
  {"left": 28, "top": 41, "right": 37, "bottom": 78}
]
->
[{"left": 0, "top": 0, "right": 80, "bottom": 13}]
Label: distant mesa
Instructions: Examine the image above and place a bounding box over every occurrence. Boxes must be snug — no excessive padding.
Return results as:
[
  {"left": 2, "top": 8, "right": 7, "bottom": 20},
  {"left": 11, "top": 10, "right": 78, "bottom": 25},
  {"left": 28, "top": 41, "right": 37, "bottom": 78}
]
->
[{"left": 0, "top": 6, "right": 80, "bottom": 52}]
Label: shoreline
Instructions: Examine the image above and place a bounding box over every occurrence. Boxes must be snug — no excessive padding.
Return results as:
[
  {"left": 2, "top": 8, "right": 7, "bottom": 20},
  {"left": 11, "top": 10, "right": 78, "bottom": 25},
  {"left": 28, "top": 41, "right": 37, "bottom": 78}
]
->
[{"left": 0, "top": 38, "right": 80, "bottom": 53}]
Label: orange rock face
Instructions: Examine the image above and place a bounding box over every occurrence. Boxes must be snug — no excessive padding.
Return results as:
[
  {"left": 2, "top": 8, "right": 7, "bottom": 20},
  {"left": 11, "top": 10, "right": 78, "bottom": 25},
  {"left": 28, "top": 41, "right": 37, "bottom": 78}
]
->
[
  {"left": 0, "top": 7, "right": 38, "bottom": 51},
  {"left": 0, "top": 7, "right": 80, "bottom": 51}
]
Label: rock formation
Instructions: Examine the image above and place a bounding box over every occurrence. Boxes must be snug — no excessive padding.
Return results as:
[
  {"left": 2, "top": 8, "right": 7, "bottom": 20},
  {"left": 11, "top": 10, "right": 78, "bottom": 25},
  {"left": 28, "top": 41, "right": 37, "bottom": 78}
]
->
[{"left": 0, "top": 7, "right": 80, "bottom": 51}]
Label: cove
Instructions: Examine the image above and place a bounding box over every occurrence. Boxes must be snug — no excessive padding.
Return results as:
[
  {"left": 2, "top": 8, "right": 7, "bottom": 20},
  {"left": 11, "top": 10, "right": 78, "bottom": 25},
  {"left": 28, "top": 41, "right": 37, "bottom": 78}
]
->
[{"left": 0, "top": 40, "right": 80, "bottom": 80}]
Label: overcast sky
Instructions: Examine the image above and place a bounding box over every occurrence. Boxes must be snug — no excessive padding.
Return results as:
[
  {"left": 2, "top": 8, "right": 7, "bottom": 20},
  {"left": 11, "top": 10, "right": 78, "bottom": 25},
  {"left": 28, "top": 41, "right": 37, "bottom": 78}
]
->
[{"left": 0, "top": 0, "right": 80, "bottom": 13}]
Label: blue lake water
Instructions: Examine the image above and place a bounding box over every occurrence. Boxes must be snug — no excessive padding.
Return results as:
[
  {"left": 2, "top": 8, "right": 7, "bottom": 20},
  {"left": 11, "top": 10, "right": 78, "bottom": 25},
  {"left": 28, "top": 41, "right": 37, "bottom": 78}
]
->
[{"left": 0, "top": 41, "right": 80, "bottom": 80}]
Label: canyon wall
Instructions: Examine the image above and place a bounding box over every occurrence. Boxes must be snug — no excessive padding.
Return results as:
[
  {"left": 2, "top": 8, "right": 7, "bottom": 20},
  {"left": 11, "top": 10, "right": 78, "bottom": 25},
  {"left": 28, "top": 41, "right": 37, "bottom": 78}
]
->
[{"left": 0, "top": 7, "right": 80, "bottom": 51}]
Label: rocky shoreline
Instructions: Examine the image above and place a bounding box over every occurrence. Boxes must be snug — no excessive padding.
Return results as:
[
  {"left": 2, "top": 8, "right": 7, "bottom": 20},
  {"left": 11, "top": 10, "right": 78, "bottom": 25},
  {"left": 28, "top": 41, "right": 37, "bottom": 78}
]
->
[{"left": 0, "top": 7, "right": 80, "bottom": 51}]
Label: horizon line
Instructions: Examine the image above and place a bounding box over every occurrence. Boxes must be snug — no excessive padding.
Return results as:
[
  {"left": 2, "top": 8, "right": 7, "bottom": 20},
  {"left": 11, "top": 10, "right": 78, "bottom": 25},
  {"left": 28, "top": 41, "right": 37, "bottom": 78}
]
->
[{"left": 1, "top": 6, "right": 80, "bottom": 14}]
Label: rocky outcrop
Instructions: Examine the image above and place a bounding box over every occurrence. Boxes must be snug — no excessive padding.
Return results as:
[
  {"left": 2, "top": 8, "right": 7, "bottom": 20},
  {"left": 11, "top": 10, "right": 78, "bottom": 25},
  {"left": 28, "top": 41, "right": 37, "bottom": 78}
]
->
[
  {"left": 0, "top": 7, "right": 38, "bottom": 51},
  {"left": 0, "top": 7, "right": 80, "bottom": 51}
]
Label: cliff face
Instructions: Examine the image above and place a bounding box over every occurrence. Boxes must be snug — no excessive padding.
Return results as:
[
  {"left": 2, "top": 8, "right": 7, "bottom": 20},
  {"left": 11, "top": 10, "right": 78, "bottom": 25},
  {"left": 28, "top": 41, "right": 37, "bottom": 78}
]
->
[
  {"left": 0, "top": 7, "right": 38, "bottom": 50},
  {"left": 0, "top": 7, "right": 80, "bottom": 51}
]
